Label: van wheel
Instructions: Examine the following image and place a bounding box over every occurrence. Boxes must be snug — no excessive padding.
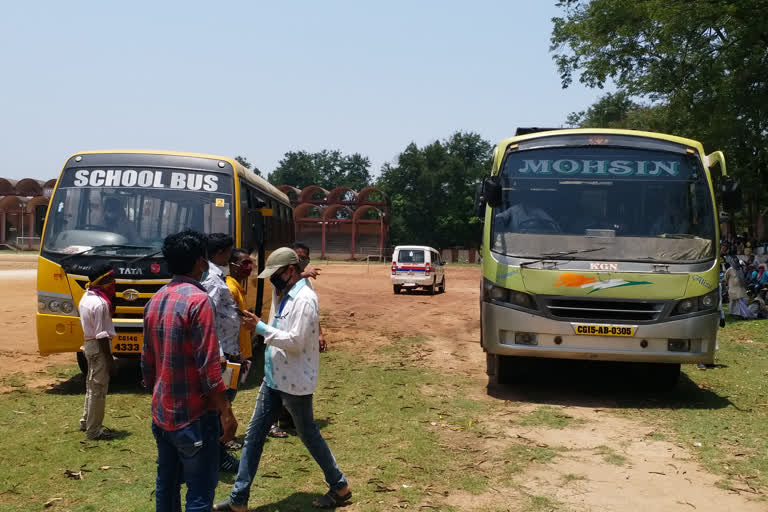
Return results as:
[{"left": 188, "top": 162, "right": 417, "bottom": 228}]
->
[
  {"left": 393, "top": 285, "right": 402, "bottom": 294},
  {"left": 428, "top": 278, "right": 437, "bottom": 295},
  {"left": 439, "top": 277, "right": 446, "bottom": 293},
  {"left": 77, "top": 352, "right": 88, "bottom": 376}
]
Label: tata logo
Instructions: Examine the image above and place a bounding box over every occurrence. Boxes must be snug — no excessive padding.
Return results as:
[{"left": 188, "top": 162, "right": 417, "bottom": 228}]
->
[
  {"left": 119, "top": 267, "right": 143, "bottom": 275},
  {"left": 121, "top": 289, "right": 140, "bottom": 302},
  {"left": 590, "top": 263, "right": 619, "bottom": 272},
  {"left": 150, "top": 263, "right": 161, "bottom": 274}
]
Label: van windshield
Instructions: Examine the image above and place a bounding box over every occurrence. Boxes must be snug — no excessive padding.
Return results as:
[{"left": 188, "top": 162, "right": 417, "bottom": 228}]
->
[{"left": 398, "top": 249, "right": 425, "bottom": 263}]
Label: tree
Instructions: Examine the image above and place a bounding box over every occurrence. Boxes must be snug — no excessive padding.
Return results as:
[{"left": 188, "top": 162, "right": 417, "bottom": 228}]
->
[
  {"left": 268, "top": 150, "right": 372, "bottom": 190},
  {"left": 552, "top": 0, "right": 768, "bottom": 236},
  {"left": 377, "top": 132, "right": 493, "bottom": 248},
  {"left": 235, "top": 155, "right": 261, "bottom": 176}
]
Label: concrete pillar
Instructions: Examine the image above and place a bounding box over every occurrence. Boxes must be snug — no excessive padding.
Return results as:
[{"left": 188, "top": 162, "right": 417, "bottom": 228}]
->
[
  {"left": 0, "top": 210, "right": 5, "bottom": 244},
  {"left": 351, "top": 221, "right": 356, "bottom": 259},
  {"left": 321, "top": 221, "right": 326, "bottom": 259}
]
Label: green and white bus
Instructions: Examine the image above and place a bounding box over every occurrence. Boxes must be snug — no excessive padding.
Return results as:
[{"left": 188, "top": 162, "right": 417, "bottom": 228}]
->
[{"left": 478, "top": 128, "right": 740, "bottom": 388}]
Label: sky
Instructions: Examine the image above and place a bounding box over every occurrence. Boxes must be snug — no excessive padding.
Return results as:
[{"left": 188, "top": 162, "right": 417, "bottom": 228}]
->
[{"left": 0, "top": 1, "right": 608, "bottom": 181}]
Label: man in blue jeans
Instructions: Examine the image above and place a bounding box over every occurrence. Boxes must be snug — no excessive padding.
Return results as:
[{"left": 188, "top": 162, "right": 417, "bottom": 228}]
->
[
  {"left": 142, "top": 230, "right": 238, "bottom": 512},
  {"left": 214, "top": 247, "right": 351, "bottom": 511}
]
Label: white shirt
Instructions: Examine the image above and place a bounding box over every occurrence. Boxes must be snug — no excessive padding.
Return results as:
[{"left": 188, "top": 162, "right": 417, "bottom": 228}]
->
[
  {"left": 78, "top": 290, "right": 116, "bottom": 354},
  {"left": 201, "top": 261, "right": 241, "bottom": 356},
  {"left": 256, "top": 279, "right": 320, "bottom": 395}
]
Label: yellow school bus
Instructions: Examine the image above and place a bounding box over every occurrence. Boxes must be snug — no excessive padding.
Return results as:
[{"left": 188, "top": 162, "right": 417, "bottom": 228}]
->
[{"left": 36, "top": 150, "right": 293, "bottom": 372}]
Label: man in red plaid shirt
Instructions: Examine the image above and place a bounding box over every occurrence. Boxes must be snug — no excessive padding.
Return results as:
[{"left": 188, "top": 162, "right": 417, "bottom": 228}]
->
[{"left": 142, "top": 230, "right": 238, "bottom": 512}]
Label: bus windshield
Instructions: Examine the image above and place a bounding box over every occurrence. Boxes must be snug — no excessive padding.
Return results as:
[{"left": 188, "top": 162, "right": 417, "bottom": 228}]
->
[
  {"left": 42, "top": 167, "right": 234, "bottom": 256},
  {"left": 491, "top": 146, "right": 716, "bottom": 263}
]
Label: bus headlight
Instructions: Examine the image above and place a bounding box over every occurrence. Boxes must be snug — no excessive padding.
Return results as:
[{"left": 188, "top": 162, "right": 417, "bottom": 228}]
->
[
  {"left": 483, "top": 279, "right": 537, "bottom": 311},
  {"left": 37, "top": 293, "right": 77, "bottom": 316},
  {"left": 671, "top": 290, "right": 718, "bottom": 316}
]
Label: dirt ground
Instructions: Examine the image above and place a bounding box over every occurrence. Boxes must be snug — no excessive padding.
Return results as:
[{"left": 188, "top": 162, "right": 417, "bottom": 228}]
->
[{"left": 1, "top": 256, "right": 764, "bottom": 511}]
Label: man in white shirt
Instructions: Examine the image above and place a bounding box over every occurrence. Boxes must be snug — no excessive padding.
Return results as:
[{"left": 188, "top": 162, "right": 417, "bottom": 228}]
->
[
  {"left": 214, "top": 248, "right": 351, "bottom": 511},
  {"left": 78, "top": 264, "right": 117, "bottom": 441},
  {"left": 200, "top": 232, "right": 242, "bottom": 474}
]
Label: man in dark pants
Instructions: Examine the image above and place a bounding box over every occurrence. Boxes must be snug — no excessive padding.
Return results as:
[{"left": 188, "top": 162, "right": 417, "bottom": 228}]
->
[{"left": 142, "top": 230, "right": 237, "bottom": 512}]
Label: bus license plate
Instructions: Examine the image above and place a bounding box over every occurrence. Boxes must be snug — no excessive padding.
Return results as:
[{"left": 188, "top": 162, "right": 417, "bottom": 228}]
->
[
  {"left": 113, "top": 333, "right": 142, "bottom": 353},
  {"left": 573, "top": 324, "right": 635, "bottom": 337}
]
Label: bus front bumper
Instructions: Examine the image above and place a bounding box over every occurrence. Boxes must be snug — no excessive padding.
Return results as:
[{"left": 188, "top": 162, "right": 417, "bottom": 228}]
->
[{"left": 481, "top": 302, "right": 717, "bottom": 365}]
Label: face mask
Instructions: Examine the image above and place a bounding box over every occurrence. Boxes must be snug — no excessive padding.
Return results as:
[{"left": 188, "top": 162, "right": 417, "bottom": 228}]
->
[{"left": 270, "top": 268, "right": 291, "bottom": 292}]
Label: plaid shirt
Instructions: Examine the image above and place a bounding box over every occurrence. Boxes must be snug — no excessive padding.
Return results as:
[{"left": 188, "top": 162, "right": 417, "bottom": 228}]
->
[{"left": 141, "top": 275, "right": 225, "bottom": 431}]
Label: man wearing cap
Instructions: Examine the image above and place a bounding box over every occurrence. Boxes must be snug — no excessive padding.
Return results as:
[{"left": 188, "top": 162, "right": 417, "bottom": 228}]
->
[{"left": 214, "top": 247, "right": 351, "bottom": 511}]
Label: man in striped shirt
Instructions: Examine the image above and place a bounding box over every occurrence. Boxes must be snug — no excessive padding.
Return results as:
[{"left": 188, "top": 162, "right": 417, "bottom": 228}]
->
[{"left": 142, "top": 230, "right": 237, "bottom": 512}]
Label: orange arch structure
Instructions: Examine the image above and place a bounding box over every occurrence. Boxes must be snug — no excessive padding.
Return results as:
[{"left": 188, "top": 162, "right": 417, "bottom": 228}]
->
[
  {"left": 298, "top": 186, "right": 329, "bottom": 204},
  {"left": 282, "top": 184, "right": 389, "bottom": 259},
  {"left": 0, "top": 176, "right": 52, "bottom": 249}
]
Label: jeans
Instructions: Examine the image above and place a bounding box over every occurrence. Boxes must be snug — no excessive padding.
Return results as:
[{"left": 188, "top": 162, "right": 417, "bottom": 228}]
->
[
  {"left": 152, "top": 412, "right": 220, "bottom": 512},
  {"left": 230, "top": 381, "right": 347, "bottom": 507}
]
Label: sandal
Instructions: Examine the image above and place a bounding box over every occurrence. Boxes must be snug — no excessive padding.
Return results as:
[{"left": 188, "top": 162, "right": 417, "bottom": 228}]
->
[
  {"left": 267, "top": 425, "right": 288, "bottom": 438},
  {"left": 312, "top": 489, "right": 352, "bottom": 508}
]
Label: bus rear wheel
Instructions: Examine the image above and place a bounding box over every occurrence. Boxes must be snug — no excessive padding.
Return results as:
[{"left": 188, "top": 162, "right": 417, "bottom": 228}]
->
[{"left": 77, "top": 352, "right": 88, "bottom": 375}]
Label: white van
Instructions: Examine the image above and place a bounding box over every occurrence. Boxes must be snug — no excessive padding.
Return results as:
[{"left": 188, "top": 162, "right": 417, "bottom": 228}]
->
[{"left": 391, "top": 245, "right": 446, "bottom": 294}]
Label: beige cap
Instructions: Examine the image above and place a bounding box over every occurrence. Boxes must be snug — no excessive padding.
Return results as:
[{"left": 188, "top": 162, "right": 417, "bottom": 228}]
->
[{"left": 258, "top": 247, "right": 300, "bottom": 278}]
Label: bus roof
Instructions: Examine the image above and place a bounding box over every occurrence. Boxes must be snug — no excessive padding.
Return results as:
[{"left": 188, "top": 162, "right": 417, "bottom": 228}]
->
[
  {"left": 497, "top": 128, "right": 706, "bottom": 155},
  {"left": 67, "top": 149, "right": 291, "bottom": 207}
]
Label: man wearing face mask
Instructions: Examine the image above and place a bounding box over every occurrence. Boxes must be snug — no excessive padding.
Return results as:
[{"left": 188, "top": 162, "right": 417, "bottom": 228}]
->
[
  {"left": 200, "top": 233, "right": 242, "bottom": 474},
  {"left": 214, "top": 247, "right": 351, "bottom": 511},
  {"left": 78, "top": 264, "right": 118, "bottom": 441}
]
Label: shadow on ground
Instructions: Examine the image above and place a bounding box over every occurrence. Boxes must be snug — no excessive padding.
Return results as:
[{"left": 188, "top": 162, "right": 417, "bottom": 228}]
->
[{"left": 486, "top": 358, "right": 733, "bottom": 411}]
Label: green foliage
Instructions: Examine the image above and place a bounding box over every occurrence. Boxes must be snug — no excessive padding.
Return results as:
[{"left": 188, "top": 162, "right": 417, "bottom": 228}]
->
[
  {"left": 377, "top": 131, "right": 492, "bottom": 248},
  {"left": 267, "top": 150, "right": 372, "bottom": 191},
  {"left": 552, "top": 0, "right": 768, "bottom": 235}
]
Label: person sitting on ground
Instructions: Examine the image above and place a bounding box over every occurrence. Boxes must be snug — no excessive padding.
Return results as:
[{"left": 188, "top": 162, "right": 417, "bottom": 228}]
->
[
  {"left": 79, "top": 264, "right": 117, "bottom": 441},
  {"left": 748, "top": 289, "right": 768, "bottom": 319}
]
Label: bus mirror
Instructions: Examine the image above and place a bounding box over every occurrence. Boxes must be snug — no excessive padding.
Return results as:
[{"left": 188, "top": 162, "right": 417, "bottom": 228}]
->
[
  {"left": 722, "top": 179, "right": 742, "bottom": 212},
  {"left": 483, "top": 177, "right": 502, "bottom": 208},
  {"left": 474, "top": 183, "right": 485, "bottom": 220}
]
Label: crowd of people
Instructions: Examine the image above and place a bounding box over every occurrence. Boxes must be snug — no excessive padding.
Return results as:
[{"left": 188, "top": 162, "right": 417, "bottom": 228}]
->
[
  {"left": 76, "top": 230, "right": 350, "bottom": 511},
  {"left": 722, "top": 253, "right": 768, "bottom": 320},
  {"left": 720, "top": 233, "right": 768, "bottom": 258}
]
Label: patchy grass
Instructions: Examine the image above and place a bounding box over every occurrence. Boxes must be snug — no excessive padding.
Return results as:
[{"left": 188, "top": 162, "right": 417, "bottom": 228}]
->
[
  {"left": 623, "top": 318, "right": 768, "bottom": 491},
  {"left": 516, "top": 406, "right": 584, "bottom": 429},
  {"left": 594, "top": 445, "right": 629, "bottom": 466},
  {"left": 561, "top": 473, "right": 587, "bottom": 484},
  {"left": 0, "top": 346, "right": 558, "bottom": 511},
  {"left": 524, "top": 494, "right": 563, "bottom": 512}
]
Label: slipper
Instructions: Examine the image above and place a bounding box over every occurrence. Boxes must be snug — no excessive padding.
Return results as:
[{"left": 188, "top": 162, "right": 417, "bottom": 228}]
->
[
  {"left": 212, "top": 500, "right": 247, "bottom": 512},
  {"left": 225, "top": 439, "right": 243, "bottom": 450},
  {"left": 312, "top": 490, "right": 352, "bottom": 508},
  {"left": 267, "top": 425, "right": 288, "bottom": 438}
]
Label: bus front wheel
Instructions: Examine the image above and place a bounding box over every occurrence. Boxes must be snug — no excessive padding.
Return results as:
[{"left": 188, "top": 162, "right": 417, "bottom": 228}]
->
[
  {"left": 76, "top": 352, "right": 88, "bottom": 375},
  {"left": 487, "top": 354, "right": 511, "bottom": 386}
]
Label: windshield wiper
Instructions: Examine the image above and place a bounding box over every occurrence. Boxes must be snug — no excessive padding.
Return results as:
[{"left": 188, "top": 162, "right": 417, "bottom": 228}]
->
[
  {"left": 58, "top": 245, "right": 155, "bottom": 263},
  {"left": 657, "top": 233, "right": 698, "bottom": 239},
  {"left": 127, "top": 250, "right": 163, "bottom": 265},
  {"left": 520, "top": 248, "right": 606, "bottom": 268}
]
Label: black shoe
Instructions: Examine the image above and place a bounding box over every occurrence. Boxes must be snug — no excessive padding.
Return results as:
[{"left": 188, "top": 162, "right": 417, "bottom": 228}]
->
[{"left": 220, "top": 453, "right": 240, "bottom": 473}]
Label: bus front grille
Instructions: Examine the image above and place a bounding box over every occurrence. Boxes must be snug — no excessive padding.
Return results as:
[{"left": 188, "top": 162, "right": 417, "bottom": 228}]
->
[{"left": 542, "top": 297, "right": 666, "bottom": 323}]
